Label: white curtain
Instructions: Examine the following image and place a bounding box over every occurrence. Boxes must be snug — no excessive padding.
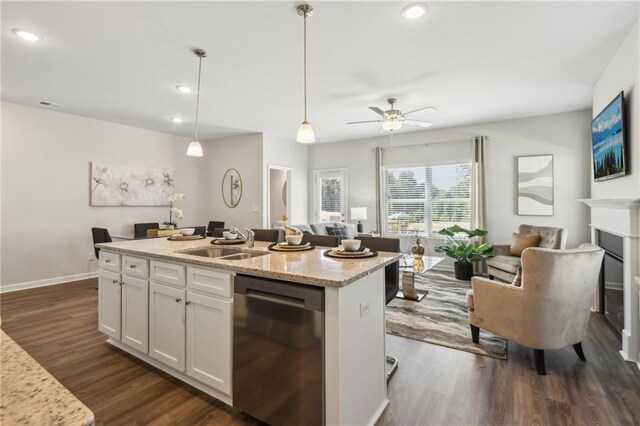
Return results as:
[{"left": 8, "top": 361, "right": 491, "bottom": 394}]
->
[
  {"left": 375, "top": 146, "right": 383, "bottom": 234},
  {"left": 471, "top": 136, "right": 488, "bottom": 272}
]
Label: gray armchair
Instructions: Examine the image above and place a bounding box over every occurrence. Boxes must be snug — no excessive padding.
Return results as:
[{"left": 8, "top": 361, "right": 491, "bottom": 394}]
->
[
  {"left": 467, "top": 244, "right": 604, "bottom": 375},
  {"left": 487, "top": 224, "right": 568, "bottom": 282}
]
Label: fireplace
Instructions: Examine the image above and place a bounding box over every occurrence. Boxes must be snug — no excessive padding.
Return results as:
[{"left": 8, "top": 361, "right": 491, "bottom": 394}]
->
[{"left": 598, "top": 230, "right": 624, "bottom": 338}]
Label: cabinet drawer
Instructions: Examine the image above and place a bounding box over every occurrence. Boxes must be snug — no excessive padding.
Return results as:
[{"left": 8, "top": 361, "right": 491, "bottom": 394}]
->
[
  {"left": 99, "top": 251, "right": 120, "bottom": 272},
  {"left": 150, "top": 260, "right": 185, "bottom": 287},
  {"left": 123, "top": 256, "right": 149, "bottom": 279},
  {"left": 187, "top": 267, "right": 233, "bottom": 298}
]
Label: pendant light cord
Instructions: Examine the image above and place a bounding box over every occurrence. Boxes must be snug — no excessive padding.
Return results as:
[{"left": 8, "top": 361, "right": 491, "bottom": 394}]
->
[
  {"left": 194, "top": 54, "right": 203, "bottom": 141},
  {"left": 303, "top": 11, "right": 308, "bottom": 122}
]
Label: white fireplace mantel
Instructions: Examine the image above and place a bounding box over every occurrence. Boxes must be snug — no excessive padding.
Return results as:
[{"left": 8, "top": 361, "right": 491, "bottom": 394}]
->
[{"left": 579, "top": 198, "right": 640, "bottom": 369}]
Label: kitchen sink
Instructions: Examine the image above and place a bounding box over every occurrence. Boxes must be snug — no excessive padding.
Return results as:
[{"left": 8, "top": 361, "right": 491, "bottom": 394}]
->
[{"left": 182, "top": 247, "right": 268, "bottom": 260}]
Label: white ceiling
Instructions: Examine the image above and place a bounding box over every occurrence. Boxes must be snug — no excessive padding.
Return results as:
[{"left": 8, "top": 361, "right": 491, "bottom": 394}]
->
[{"left": 2, "top": 1, "right": 638, "bottom": 143}]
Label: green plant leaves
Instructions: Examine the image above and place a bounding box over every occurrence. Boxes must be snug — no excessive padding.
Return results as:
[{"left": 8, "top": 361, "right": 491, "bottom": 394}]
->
[{"left": 434, "top": 225, "right": 494, "bottom": 263}]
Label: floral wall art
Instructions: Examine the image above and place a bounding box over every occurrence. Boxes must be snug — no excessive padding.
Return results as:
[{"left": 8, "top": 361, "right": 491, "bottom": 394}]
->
[{"left": 90, "top": 162, "right": 175, "bottom": 206}]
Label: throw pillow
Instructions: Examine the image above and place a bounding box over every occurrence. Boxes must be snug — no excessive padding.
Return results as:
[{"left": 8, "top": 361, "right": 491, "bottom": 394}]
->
[
  {"left": 326, "top": 225, "right": 348, "bottom": 241},
  {"left": 512, "top": 266, "right": 523, "bottom": 287},
  {"left": 509, "top": 232, "right": 541, "bottom": 257}
]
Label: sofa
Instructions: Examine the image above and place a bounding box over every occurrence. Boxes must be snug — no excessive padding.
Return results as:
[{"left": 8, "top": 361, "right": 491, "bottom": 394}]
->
[
  {"left": 487, "top": 224, "right": 567, "bottom": 282},
  {"left": 289, "top": 222, "right": 358, "bottom": 239}
]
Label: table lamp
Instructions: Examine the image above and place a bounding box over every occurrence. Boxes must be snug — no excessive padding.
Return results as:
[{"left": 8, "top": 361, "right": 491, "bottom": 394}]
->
[{"left": 351, "top": 207, "right": 367, "bottom": 233}]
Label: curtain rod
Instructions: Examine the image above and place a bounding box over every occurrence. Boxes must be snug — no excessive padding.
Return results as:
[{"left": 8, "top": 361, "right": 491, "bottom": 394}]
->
[{"left": 376, "top": 138, "right": 472, "bottom": 151}]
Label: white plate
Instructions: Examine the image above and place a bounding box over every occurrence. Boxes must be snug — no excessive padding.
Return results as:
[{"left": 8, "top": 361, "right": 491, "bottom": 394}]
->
[{"left": 277, "top": 242, "right": 310, "bottom": 248}]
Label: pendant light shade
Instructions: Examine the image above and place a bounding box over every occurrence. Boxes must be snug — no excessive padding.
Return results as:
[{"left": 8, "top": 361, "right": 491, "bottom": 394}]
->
[
  {"left": 296, "top": 4, "right": 315, "bottom": 144},
  {"left": 187, "top": 140, "right": 204, "bottom": 157},
  {"left": 297, "top": 121, "right": 315, "bottom": 144},
  {"left": 187, "top": 49, "right": 207, "bottom": 157}
]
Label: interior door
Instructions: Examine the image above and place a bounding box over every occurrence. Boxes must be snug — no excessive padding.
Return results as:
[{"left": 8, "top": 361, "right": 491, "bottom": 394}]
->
[
  {"left": 121, "top": 275, "right": 149, "bottom": 353},
  {"left": 315, "top": 169, "right": 347, "bottom": 223},
  {"left": 98, "top": 270, "right": 121, "bottom": 339},
  {"left": 149, "top": 282, "right": 186, "bottom": 371}
]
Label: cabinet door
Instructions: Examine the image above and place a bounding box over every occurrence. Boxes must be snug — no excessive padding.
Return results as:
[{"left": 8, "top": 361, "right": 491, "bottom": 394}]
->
[
  {"left": 149, "top": 282, "right": 186, "bottom": 371},
  {"left": 121, "top": 275, "right": 149, "bottom": 353},
  {"left": 186, "top": 291, "right": 232, "bottom": 394},
  {"left": 98, "top": 270, "right": 121, "bottom": 339}
]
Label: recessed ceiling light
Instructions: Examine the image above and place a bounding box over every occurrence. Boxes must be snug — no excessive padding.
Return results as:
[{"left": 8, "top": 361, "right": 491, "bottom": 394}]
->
[
  {"left": 170, "top": 117, "right": 183, "bottom": 123},
  {"left": 12, "top": 29, "right": 42, "bottom": 42},
  {"left": 176, "top": 85, "right": 192, "bottom": 93},
  {"left": 401, "top": 3, "right": 428, "bottom": 19}
]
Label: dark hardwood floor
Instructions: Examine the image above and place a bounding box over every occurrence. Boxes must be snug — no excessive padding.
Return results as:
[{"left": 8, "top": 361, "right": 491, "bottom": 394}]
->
[{"left": 2, "top": 278, "right": 640, "bottom": 425}]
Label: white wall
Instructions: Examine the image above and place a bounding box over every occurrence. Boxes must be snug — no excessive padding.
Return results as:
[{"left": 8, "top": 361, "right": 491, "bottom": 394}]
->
[
  {"left": 202, "top": 133, "right": 264, "bottom": 229},
  {"left": 1, "top": 101, "right": 206, "bottom": 288},
  {"left": 592, "top": 20, "right": 639, "bottom": 199},
  {"left": 308, "top": 110, "right": 592, "bottom": 254},
  {"left": 263, "top": 135, "right": 309, "bottom": 226}
]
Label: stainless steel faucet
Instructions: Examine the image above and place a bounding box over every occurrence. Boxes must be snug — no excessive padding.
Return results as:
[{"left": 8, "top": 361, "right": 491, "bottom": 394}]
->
[{"left": 230, "top": 226, "right": 255, "bottom": 247}]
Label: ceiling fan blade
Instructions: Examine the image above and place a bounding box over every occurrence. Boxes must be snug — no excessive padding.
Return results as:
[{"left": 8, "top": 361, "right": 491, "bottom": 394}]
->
[
  {"left": 368, "top": 106, "right": 386, "bottom": 116},
  {"left": 403, "top": 119, "right": 433, "bottom": 128},
  {"left": 346, "top": 120, "right": 383, "bottom": 125},
  {"left": 403, "top": 106, "right": 437, "bottom": 116}
]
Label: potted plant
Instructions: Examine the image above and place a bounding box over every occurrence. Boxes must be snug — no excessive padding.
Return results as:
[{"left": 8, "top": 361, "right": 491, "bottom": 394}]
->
[{"left": 434, "top": 225, "right": 494, "bottom": 280}]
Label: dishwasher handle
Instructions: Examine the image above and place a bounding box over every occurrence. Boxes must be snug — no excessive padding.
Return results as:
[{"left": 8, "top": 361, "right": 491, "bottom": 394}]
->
[
  {"left": 235, "top": 275, "right": 324, "bottom": 312},
  {"left": 246, "top": 290, "right": 305, "bottom": 309}
]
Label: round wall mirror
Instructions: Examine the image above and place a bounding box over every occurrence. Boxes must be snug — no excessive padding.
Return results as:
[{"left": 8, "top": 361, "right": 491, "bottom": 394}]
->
[{"left": 222, "top": 168, "right": 242, "bottom": 208}]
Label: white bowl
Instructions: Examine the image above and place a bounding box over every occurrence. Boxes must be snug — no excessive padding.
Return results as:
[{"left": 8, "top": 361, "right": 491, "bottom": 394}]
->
[
  {"left": 223, "top": 231, "right": 238, "bottom": 240},
  {"left": 285, "top": 234, "right": 303, "bottom": 246},
  {"left": 341, "top": 239, "right": 361, "bottom": 252},
  {"left": 180, "top": 228, "right": 195, "bottom": 236}
]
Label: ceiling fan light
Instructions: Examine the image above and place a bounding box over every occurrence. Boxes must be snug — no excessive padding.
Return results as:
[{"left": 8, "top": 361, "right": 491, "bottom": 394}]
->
[
  {"left": 187, "top": 140, "right": 204, "bottom": 157},
  {"left": 382, "top": 120, "right": 402, "bottom": 131},
  {"left": 297, "top": 121, "right": 316, "bottom": 144}
]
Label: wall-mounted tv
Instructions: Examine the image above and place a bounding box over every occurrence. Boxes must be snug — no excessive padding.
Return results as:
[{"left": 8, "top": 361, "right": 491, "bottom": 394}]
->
[{"left": 592, "top": 91, "right": 627, "bottom": 182}]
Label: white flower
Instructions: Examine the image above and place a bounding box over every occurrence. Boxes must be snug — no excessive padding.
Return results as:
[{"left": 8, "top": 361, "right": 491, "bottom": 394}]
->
[
  {"left": 167, "top": 193, "right": 186, "bottom": 203},
  {"left": 171, "top": 207, "right": 183, "bottom": 219}
]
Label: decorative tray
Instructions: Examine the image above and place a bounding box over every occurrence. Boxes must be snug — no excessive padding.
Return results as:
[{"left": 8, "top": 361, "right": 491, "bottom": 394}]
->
[
  {"left": 211, "top": 238, "right": 245, "bottom": 245},
  {"left": 323, "top": 248, "right": 378, "bottom": 259},
  {"left": 167, "top": 235, "right": 206, "bottom": 241},
  {"left": 268, "top": 242, "right": 315, "bottom": 252}
]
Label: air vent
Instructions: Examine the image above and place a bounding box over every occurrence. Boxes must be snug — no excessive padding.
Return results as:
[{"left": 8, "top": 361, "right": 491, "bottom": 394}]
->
[{"left": 38, "top": 101, "right": 64, "bottom": 108}]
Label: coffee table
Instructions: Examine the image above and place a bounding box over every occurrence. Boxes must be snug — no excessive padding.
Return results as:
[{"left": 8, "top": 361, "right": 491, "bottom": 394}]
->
[{"left": 397, "top": 254, "right": 444, "bottom": 301}]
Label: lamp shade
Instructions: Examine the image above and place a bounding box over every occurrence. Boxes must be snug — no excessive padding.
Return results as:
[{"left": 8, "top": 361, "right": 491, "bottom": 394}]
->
[
  {"left": 296, "top": 121, "right": 315, "bottom": 144},
  {"left": 187, "top": 140, "right": 203, "bottom": 157},
  {"left": 351, "top": 207, "right": 367, "bottom": 221},
  {"left": 382, "top": 120, "right": 402, "bottom": 131}
]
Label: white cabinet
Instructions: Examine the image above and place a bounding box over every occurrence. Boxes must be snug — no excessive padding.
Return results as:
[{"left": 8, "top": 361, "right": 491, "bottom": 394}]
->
[
  {"left": 98, "top": 270, "right": 121, "bottom": 339},
  {"left": 150, "top": 260, "right": 185, "bottom": 288},
  {"left": 121, "top": 275, "right": 149, "bottom": 353},
  {"left": 186, "top": 291, "right": 232, "bottom": 394},
  {"left": 122, "top": 255, "right": 149, "bottom": 280},
  {"left": 149, "top": 282, "right": 186, "bottom": 372},
  {"left": 99, "top": 251, "right": 120, "bottom": 272},
  {"left": 187, "top": 266, "right": 232, "bottom": 298}
]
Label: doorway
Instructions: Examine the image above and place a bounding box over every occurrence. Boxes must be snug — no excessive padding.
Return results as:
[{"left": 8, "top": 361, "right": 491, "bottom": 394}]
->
[{"left": 268, "top": 165, "right": 292, "bottom": 228}]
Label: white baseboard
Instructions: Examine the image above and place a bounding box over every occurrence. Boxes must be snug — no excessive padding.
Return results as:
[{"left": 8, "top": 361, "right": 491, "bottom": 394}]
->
[{"left": 0, "top": 272, "right": 98, "bottom": 294}]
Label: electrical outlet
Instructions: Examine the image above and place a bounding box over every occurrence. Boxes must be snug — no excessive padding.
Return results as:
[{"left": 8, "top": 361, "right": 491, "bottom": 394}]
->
[
  {"left": 88, "top": 251, "right": 96, "bottom": 261},
  {"left": 360, "top": 301, "right": 370, "bottom": 318}
]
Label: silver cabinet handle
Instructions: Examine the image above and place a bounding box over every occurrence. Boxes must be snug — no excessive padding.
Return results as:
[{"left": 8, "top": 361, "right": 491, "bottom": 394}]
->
[
  {"left": 112, "top": 279, "right": 118, "bottom": 284},
  {"left": 130, "top": 264, "right": 136, "bottom": 269},
  {"left": 175, "top": 298, "right": 182, "bottom": 303},
  {"left": 105, "top": 259, "right": 111, "bottom": 263},
  {"left": 186, "top": 301, "right": 191, "bottom": 306}
]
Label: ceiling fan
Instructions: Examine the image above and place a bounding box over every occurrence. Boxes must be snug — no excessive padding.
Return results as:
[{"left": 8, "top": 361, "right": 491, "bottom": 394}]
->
[{"left": 346, "top": 98, "right": 436, "bottom": 131}]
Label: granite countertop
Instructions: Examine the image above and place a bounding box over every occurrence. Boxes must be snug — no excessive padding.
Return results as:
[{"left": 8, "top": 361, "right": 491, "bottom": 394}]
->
[
  {"left": 97, "top": 238, "right": 401, "bottom": 288},
  {"left": 0, "top": 330, "right": 94, "bottom": 425}
]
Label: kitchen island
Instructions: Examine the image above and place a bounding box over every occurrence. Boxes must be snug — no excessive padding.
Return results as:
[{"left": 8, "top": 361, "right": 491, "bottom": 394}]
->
[{"left": 96, "top": 237, "right": 400, "bottom": 426}]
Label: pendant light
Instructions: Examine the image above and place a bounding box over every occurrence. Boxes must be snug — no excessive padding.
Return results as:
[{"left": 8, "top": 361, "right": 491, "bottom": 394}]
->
[
  {"left": 296, "top": 4, "right": 315, "bottom": 144},
  {"left": 187, "top": 48, "right": 207, "bottom": 157}
]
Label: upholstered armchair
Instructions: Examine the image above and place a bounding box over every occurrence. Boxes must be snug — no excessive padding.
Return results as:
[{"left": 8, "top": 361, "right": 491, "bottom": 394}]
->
[
  {"left": 487, "top": 224, "right": 568, "bottom": 282},
  {"left": 466, "top": 244, "right": 604, "bottom": 375}
]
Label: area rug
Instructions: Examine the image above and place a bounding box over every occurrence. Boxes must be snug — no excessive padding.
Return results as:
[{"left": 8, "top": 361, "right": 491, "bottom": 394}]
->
[{"left": 386, "top": 270, "right": 508, "bottom": 359}]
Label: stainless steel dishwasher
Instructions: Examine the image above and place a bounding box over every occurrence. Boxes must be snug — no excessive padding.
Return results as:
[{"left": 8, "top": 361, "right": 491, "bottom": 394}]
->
[{"left": 233, "top": 275, "right": 325, "bottom": 426}]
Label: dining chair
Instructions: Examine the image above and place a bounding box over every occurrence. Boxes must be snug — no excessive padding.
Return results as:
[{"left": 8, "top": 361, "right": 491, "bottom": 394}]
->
[
  {"left": 251, "top": 229, "right": 284, "bottom": 243},
  {"left": 91, "top": 227, "right": 113, "bottom": 259},
  {"left": 207, "top": 221, "right": 225, "bottom": 237},
  {"left": 356, "top": 236, "right": 401, "bottom": 380},
  {"left": 192, "top": 226, "right": 207, "bottom": 237},
  {"left": 212, "top": 228, "right": 229, "bottom": 238},
  {"left": 302, "top": 234, "right": 339, "bottom": 247},
  {"left": 134, "top": 222, "right": 159, "bottom": 239}
]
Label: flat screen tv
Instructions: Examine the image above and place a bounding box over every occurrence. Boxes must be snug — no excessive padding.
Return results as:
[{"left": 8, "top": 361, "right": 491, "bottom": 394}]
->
[{"left": 592, "top": 91, "right": 627, "bottom": 182}]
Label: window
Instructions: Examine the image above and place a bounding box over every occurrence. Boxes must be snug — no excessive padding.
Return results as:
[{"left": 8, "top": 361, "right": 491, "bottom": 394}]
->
[
  {"left": 314, "top": 169, "right": 347, "bottom": 223},
  {"left": 383, "top": 163, "right": 471, "bottom": 236}
]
